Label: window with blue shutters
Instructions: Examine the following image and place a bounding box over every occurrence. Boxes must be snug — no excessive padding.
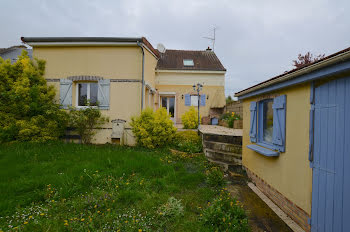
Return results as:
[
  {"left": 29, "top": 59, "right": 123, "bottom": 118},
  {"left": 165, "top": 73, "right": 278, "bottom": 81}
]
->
[
  {"left": 249, "top": 95, "right": 286, "bottom": 155},
  {"left": 200, "top": 94, "right": 206, "bottom": 106},
  {"left": 60, "top": 79, "right": 72, "bottom": 109},
  {"left": 184, "top": 94, "right": 191, "bottom": 106}
]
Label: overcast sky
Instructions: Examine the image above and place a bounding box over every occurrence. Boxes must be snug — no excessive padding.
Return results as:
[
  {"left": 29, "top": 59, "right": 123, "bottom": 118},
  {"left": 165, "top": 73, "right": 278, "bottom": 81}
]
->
[{"left": 1, "top": 0, "right": 349, "bottom": 96}]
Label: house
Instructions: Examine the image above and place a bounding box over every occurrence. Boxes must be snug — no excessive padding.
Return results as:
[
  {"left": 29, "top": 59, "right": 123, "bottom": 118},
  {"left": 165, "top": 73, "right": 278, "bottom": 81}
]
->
[
  {"left": 0, "top": 45, "right": 32, "bottom": 63},
  {"left": 21, "top": 37, "right": 226, "bottom": 145},
  {"left": 235, "top": 46, "right": 350, "bottom": 232}
]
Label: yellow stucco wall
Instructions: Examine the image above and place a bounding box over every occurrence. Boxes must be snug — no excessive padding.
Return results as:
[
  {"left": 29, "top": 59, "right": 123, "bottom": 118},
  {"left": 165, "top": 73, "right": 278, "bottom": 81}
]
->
[
  {"left": 242, "top": 83, "right": 312, "bottom": 214},
  {"left": 33, "top": 45, "right": 158, "bottom": 145},
  {"left": 156, "top": 85, "right": 225, "bottom": 124}
]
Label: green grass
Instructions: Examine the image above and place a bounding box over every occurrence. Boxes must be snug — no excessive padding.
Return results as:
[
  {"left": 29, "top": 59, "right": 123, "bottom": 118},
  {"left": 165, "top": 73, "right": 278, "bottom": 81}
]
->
[{"left": 0, "top": 142, "right": 222, "bottom": 231}]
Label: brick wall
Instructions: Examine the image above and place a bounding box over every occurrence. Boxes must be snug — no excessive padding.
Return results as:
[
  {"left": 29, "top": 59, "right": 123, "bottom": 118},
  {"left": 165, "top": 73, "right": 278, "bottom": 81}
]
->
[
  {"left": 245, "top": 167, "right": 311, "bottom": 232},
  {"left": 225, "top": 101, "right": 243, "bottom": 118}
]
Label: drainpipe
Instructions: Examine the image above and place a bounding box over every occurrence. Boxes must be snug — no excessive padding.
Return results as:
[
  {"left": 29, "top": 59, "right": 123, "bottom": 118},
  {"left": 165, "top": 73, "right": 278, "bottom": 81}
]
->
[{"left": 137, "top": 41, "right": 145, "bottom": 111}]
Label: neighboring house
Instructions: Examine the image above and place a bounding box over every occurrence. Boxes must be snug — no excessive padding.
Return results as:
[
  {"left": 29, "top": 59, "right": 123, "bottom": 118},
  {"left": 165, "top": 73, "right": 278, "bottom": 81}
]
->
[
  {"left": 0, "top": 45, "right": 32, "bottom": 63},
  {"left": 21, "top": 37, "right": 226, "bottom": 145},
  {"left": 235, "top": 46, "right": 350, "bottom": 232}
]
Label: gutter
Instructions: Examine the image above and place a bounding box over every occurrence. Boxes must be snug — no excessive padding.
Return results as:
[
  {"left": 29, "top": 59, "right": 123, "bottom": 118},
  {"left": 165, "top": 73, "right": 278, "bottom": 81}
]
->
[
  {"left": 235, "top": 49, "right": 350, "bottom": 98},
  {"left": 137, "top": 41, "right": 145, "bottom": 111}
]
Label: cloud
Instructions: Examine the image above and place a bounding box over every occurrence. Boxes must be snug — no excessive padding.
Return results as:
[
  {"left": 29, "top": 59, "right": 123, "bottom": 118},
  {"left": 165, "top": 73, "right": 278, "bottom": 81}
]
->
[{"left": 1, "top": 0, "right": 349, "bottom": 96}]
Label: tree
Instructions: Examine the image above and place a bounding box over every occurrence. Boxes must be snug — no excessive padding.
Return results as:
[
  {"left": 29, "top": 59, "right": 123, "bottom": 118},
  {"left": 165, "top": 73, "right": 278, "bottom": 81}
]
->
[
  {"left": 226, "top": 96, "right": 234, "bottom": 104},
  {"left": 293, "top": 52, "right": 325, "bottom": 68},
  {"left": 0, "top": 51, "right": 68, "bottom": 142}
]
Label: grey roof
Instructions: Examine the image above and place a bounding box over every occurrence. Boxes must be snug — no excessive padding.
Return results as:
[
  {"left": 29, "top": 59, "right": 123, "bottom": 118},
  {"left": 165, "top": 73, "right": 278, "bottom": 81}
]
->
[{"left": 21, "top": 37, "right": 144, "bottom": 43}]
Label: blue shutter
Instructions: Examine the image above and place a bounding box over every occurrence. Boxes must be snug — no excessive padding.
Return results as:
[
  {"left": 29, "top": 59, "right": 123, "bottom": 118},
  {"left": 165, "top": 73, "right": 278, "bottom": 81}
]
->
[
  {"left": 59, "top": 79, "right": 72, "bottom": 109},
  {"left": 185, "top": 94, "right": 191, "bottom": 106},
  {"left": 272, "top": 95, "right": 286, "bottom": 152},
  {"left": 97, "top": 79, "right": 110, "bottom": 110},
  {"left": 200, "top": 94, "right": 206, "bottom": 106},
  {"left": 249, "top": 101, "right": 257, "bottom": 142}
]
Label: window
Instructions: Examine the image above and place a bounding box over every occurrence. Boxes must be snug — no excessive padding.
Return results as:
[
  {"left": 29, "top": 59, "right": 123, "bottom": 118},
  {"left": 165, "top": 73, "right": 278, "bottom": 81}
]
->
[
  {"left": 77, "top": 82, "right": 98, "bottom": 106},
  {"left": 261, "top": 99, "right": 274, "bottom": 144},
  {"left": 191, "top": 95, "right": 198, "bottom": 106},
  {"left": 249, "top": 95, "right": 286, "bottom": 154},
  {"left": 183, "top": 59, "right": 194, "bottom": 66}
]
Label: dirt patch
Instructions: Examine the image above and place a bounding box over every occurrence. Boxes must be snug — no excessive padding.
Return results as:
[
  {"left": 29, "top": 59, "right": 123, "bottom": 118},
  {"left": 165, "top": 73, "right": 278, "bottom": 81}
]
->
[{"left": 226, "top": 167, "right": 293, "bottom": 232}]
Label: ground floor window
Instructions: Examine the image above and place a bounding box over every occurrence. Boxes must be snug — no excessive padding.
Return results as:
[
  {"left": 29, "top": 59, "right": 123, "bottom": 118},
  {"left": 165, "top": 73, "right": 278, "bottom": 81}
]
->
[
  {"left": 77, "top": 82, "right": 98, "bottom": 106},
  {"left": 190, "top": 95, "right": 198, "bottom": 106}
]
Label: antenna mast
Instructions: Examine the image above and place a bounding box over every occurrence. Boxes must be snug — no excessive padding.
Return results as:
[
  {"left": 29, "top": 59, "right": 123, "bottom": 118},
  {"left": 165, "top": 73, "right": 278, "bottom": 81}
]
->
[{"left": 203, "top": 26, "right": 218, "bottom": 51}]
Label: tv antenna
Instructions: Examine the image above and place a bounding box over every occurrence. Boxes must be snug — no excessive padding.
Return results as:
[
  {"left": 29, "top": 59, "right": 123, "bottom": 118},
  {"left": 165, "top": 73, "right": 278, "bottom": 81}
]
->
[{"left": 203, "top": 26, "right": 218, "bottom": 51}]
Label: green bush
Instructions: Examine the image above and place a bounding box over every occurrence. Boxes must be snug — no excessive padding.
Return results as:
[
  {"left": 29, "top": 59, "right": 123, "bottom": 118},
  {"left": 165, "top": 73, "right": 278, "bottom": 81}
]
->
[
  {"left": 0, "top": 51, "right": 68, "bottom": 142},
  {"left": 172, "top": 131, "right": 202, "bottom": 153},
  {"left": 181, "top": 106, "right": 200, "bottom": 129},
  {"left": 202, "top": 190, "right": 249, "bottom": 232},
  {"left": 130, "top": 108, "right": 177, "bottom": 149},
  {"left": 158, "top": 197, "right": 184, "bottom": 219},
  {"left": 206, "top": 166, "right": 226, "bottom": 188},
  {"left": 220, "top": 112, "right": 241, "bottom": 128},
  {"left": 69, "top": 106, "right": 109, "bottom": 144}
]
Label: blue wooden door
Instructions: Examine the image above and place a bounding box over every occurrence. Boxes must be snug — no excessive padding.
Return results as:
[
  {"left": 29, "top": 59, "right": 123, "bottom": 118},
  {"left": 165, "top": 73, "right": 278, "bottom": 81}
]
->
[{"left": 311, "top": 76, "right": 350, "bottom": 232}]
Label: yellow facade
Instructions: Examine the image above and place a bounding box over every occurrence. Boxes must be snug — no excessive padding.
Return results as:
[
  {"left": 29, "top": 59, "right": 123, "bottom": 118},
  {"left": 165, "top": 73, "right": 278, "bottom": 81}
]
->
[
  {"left": 242, "top": 83, "right": 313, "bottom": 214},
  {"left": 32, "top": 45, "right": 226, "bottom": 145}
]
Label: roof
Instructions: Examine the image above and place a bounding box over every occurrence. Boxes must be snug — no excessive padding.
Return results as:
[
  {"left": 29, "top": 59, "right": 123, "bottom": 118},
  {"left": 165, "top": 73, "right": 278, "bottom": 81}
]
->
[
  {"left": 235, "top": 46, "right": 350, "bottom": 98},
  {"left": 0, "top": 45, "right": 26, "bottom": 54},
  {"left": 21, "top": 37, "right": 159, "bottom": 58},
  {"left": 156, "top": 49, "right": 226, "bottom": 72}
]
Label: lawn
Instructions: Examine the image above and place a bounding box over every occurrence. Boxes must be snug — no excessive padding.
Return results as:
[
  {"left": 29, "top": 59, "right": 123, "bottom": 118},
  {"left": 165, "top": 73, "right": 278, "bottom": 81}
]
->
[{"left": 0, "top": 142, "right": 248, "bottom": 231}]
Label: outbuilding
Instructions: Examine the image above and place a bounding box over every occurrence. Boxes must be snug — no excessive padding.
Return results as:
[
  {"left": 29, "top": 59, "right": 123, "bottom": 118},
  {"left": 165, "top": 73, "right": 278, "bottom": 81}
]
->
[{"left": 235, "top": 46, "right": 350, "bottom": 232}]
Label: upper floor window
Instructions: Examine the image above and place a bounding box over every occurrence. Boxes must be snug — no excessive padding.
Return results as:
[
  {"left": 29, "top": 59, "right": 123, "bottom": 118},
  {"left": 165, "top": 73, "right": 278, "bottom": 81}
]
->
[
  {"left": 77, "top": 82, "right": 98, "bottom": 106},
  {"left": 183, "top": 59, "right": 194, "bottom": 66}
]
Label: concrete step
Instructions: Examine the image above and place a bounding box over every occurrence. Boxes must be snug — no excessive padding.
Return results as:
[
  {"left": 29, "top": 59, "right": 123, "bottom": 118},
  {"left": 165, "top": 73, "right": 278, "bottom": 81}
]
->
[
  {"left": 203, "top": 140, "right": 242, "bottom": 154},
  {"left": 204, "top": 148, "right": 242, "bottom": 165}
]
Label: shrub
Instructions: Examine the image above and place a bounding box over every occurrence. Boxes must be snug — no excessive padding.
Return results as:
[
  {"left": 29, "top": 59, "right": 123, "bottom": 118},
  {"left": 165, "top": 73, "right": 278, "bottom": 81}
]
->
[
  {"left": 69, "top": 106, "right": 109, "bottom": 144},
  {"left": 130, "top": 108, "right": 177, "bottom": 149},
  {"left": 220, "top": 112, "right": 241, "bottom": 128},
  {"left": 206, "top": 166, "right": 225, "bottom": 188},
  {"left": 0, "top": 51, "right": 69, "bottom": 142},
  {"left": 182, "top": 106, "right": 201, "bottom": 129},
  {"left": 202, "top": 190, "right": 249, "bottom": 232},
  {"left": 159, "top": 197, "right": 184, "bottom": 219},
  {"left": 172, "top": 131, "right": 202, "bottom": 153}
]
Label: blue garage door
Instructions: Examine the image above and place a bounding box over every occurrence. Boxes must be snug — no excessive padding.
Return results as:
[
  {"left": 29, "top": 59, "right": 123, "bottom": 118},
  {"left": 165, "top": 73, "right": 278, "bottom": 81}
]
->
[{"left": 311, "top": 76, "right": 350, "bottom": 232}]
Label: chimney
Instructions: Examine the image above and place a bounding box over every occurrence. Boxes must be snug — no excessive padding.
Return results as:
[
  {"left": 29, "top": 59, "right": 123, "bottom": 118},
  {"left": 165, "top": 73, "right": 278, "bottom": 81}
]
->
[{"left": 206, "top": 46, "right": 212, "bottom": 51}]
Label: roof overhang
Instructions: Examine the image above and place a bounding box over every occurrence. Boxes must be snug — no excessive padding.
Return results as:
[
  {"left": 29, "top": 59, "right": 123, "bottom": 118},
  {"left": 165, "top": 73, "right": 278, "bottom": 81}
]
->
[
  {"left": 235, "top": 48, "right": 350, "bottom": 100},
  {"left": 155, "top": 69, "right": 226, "bottom": 74},
  {"left": 21, "top": 37, "right": 159, "bottom": 59}
]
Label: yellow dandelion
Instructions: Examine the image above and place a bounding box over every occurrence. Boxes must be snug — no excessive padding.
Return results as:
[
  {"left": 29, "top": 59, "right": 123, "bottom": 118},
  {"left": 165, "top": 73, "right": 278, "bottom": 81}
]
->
[
  {"left": 125, "top": 220, "right": 128, "bottom": 223},
  {"left": 24, "top": 221, "right": 28, "bottom": 225},
  {"left": 139, "top": 229, "right": 142, "bottom": 232},
  {"left": 29, "top": 216, "right": 33, "bottom": 219},
  {"left": 51, "top": 200, "right": 55, "bottom": 203},
  {"left": 64, "top": 222, "right": 68, "bottom": 226},
  {"left": 40, "top": 213, "right": 45, "bottom": 216},
  {"left": 97, "top": 211, "right": 100, "bottom": 214},
  {"left": 126, "top": 182, "right": 129, "bottom": 185},
  {"left": 107, "top": 208, "right": 110, "bottom": 212},
  {"left": 81, "top": 218, "right": 85, "bottom": 222}
]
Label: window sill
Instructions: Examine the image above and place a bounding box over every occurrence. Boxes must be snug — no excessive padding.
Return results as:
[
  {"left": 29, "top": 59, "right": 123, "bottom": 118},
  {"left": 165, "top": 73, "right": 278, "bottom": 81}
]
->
[{"left": 247, "top": 144, "right": 279, "bottom": 157}]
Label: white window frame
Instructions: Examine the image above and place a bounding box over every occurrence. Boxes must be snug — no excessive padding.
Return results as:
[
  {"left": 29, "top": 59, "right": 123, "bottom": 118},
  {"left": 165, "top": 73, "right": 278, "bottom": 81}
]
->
[
  {"left": 75, "top": 82, "right": 98, "bottom": 108},
  {"left": 190, "top": 95, "right": 199, "bottom": 106}
]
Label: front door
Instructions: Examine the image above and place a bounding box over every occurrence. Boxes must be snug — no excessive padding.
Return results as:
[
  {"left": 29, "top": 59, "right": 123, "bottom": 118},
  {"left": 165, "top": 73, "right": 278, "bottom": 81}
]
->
[
  {"left": 161, "top": 96, "right": 175, "bottom": 122},
  {"left": 311, "top": 76, "right": 350, "bottom": 232}
]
